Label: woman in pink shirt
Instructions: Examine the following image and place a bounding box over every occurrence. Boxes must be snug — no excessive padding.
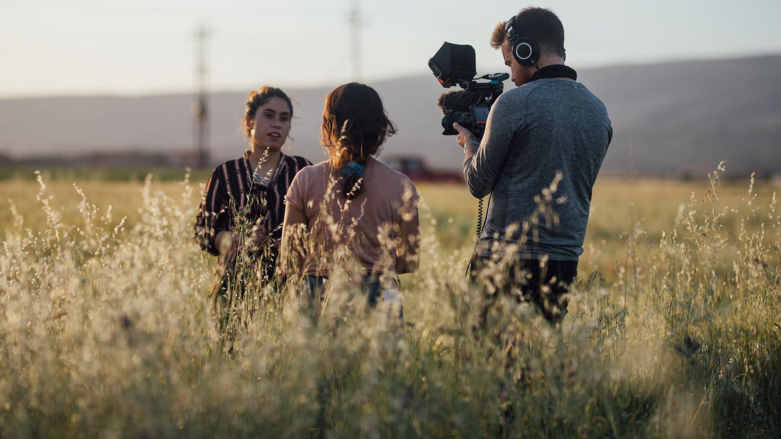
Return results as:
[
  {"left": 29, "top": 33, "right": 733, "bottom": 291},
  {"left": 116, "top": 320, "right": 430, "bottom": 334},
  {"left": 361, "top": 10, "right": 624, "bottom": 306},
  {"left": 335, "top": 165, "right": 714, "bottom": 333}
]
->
[{"left": 281, "top": 82, "right": 420, "bottom": 317}]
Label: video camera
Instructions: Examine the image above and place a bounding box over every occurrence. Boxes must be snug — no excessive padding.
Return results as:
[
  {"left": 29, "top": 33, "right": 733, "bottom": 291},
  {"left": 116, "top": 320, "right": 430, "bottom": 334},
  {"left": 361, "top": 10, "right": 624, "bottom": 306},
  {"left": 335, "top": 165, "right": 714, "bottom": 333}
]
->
[{"left": 429, "top": 42, "right": 509, "bottom": 139}]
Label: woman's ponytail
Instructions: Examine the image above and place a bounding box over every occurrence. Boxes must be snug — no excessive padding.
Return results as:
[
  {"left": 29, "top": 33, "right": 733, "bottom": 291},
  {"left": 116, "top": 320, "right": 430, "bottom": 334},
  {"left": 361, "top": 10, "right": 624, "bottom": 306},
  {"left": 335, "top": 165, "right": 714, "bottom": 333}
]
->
[
  {"left": 321, "top": 83, "right": 397, "bottom": 199},
  {"left": 342, "top": 159, "right": 366, "bottom": 199}
]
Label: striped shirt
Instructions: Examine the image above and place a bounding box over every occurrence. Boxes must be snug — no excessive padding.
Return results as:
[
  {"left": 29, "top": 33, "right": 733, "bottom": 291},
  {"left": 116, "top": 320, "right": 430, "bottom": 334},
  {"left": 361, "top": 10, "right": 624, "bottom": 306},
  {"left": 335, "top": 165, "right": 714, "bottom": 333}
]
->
[{"left": 194, "top": 151, "right": 311, "bottom": 257}]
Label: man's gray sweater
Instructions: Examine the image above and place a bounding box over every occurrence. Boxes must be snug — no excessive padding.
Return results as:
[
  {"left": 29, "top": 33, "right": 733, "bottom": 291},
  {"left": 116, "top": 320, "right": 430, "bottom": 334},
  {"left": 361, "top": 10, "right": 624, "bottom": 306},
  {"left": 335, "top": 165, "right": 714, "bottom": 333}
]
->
[{"left": 463, "top": 78, "right": 612, "bottom": 261}]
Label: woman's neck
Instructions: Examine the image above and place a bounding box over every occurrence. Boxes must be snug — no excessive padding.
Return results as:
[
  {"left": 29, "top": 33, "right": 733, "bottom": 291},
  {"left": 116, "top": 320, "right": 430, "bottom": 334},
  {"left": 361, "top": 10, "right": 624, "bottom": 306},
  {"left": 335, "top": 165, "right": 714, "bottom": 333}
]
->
[{"left": 248, "top": 147, "right": 282, "bottom": 173}]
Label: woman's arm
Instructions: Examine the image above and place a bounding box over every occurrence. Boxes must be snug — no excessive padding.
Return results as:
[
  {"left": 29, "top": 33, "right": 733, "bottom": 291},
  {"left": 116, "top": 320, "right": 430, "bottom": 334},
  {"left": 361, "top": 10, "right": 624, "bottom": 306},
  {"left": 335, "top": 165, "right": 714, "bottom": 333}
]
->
[
  {"left": 280, "top": 203, "right": 308, "bottom": 277},
  {"left": 396, "top": 205, "right": 420, "bottom": 274},
  {"left": 195, "top": 171, "right": 232, "bottom": 256}
]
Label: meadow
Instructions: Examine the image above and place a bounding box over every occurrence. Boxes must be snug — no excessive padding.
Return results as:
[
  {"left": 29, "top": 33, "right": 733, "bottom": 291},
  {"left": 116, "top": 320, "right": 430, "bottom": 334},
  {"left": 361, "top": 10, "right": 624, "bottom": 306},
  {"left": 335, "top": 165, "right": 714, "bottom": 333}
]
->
[{"left": 0, "top": 167, "right": 779, "bottom": 438}]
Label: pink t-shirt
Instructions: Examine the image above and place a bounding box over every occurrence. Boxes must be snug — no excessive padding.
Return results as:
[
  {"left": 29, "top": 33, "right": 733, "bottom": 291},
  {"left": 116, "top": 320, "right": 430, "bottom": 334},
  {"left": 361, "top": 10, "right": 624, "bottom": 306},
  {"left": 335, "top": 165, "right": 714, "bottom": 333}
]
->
[{"left": 285, "top": 158, "right": 419, "bottom": 276}]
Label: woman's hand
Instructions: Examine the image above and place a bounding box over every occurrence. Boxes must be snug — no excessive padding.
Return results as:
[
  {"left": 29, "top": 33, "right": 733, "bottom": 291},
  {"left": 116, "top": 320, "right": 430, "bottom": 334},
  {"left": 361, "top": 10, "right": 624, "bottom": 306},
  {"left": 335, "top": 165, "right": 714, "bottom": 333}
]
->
[
  {"left": 216, "top": 231, "right": 238, "bottom": 258},
  {"left": 214, "top": 231, "right": 238, "bottom": 288},
  {"left": 248, "top": 229, "right": 280, "bottom": 253},
  {"left": 396, "top": 205, "right": 420, "bottom": 274},
  {"left": 280, "top": 203, "right": 308, "bottom": 277}
]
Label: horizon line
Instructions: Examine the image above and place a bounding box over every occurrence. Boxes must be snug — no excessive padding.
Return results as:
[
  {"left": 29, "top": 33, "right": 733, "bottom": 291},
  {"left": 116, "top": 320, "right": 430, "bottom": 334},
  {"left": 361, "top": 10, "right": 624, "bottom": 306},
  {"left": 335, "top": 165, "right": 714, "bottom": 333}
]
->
[{"left": 2, "top": 52, "right": 780, "bottom": 101}]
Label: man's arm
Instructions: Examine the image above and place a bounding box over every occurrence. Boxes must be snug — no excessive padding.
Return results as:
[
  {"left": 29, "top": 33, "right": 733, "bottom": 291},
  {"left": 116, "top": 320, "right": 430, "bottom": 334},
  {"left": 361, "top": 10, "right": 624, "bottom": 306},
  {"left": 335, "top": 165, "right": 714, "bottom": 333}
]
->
[{"left": 454, "top": 93, "right": 519, "bottom": 198}]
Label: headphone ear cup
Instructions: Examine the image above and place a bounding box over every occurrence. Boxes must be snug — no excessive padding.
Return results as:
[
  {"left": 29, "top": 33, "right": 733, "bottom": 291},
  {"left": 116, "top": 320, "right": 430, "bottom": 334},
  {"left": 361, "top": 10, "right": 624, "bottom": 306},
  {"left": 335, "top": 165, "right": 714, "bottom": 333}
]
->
[{"left": 513, "top": 36, "right": 540, "bottom": 67}]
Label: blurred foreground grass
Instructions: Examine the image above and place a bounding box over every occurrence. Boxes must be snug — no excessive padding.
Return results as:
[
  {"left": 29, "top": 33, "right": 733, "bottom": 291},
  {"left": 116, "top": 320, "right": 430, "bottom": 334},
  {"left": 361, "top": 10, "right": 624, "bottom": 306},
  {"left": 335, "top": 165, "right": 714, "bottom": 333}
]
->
[{"left": 0, "top": 168, "right": 779, "bottom": 438}]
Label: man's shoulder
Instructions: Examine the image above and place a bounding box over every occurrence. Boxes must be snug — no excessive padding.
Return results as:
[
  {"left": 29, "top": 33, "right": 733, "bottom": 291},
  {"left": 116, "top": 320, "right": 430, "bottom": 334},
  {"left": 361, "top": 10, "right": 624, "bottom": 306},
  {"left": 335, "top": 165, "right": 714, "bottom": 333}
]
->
[
  {"left": 498, "top": 85, "right": 532, "bottom": 102},
  {"left": 489, "top": 87, "right": 529, "bottom": 117},
  {"left": 493, "top": 82, "right": 552, "bottom": 109},
  {"left": 584, "top": 86, "right": 609, "bottom": 110},
  {"left": 568, "top": 82, "right": 610, "bottom": 116},
  {"left": 508, "top": 80, "right": 609, "bottom": 113},
  {"left": 504, "top": 79, "right": 550, "bottom": 96}
]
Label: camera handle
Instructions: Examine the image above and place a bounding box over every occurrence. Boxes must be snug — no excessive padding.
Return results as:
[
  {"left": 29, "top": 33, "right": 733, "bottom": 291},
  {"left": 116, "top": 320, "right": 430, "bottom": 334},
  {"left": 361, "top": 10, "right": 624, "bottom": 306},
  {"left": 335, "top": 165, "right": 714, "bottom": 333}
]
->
[
  {"left": 466, "top": 193, "right": 493, "bottom": 278},
  {"left": 475, "top": 192, "right": 494, "bottom": 242},
  {"left": 475, "top": 197, "right": 484, "bottom": 240}
]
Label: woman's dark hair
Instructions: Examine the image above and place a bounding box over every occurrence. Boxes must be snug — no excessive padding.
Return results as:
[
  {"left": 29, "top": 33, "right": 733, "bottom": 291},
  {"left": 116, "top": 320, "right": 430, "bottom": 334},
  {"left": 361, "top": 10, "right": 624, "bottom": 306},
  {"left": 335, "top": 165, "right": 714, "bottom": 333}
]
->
[
  {"left": 321, "top": 82, "right": 397, "bottom": 199},
  {"left": 242, "top": 86, "right": 294, "bottom": 137}
]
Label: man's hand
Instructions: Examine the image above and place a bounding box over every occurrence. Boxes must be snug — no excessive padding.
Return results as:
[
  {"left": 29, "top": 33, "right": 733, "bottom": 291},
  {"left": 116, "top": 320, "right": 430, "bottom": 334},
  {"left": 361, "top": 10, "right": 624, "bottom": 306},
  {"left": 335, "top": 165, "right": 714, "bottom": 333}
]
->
[
  {"left": 453, "top": 122, "right": 481, "bottom": 162},
  {"left": 453, "top": 122, "right": 478, "bottom": 149}
]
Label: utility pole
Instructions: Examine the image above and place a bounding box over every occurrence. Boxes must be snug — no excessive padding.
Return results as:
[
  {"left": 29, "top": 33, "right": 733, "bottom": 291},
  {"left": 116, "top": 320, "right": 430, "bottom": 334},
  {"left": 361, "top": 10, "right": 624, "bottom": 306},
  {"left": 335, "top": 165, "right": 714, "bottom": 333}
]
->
[
  {"left": 348, "top": 0, "right": 363, "bottom": 82},
  {"left": 193, "top": 24, "right": 210, "bottom": 169}
]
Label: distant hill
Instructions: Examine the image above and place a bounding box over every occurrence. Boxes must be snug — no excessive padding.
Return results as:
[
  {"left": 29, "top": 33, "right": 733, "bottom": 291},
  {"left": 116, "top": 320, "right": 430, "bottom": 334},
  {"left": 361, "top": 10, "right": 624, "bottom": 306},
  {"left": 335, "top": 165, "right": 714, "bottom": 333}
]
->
[{"left": 1, "top": 55, "right": 780, "bottom": 176}]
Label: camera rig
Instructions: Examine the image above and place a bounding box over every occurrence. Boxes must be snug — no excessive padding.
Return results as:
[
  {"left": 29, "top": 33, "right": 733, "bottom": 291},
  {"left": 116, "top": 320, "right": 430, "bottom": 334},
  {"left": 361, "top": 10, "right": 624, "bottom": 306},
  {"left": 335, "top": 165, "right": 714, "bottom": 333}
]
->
[{"left": 429, "top": 42, "right": 509, "bottom": 138}]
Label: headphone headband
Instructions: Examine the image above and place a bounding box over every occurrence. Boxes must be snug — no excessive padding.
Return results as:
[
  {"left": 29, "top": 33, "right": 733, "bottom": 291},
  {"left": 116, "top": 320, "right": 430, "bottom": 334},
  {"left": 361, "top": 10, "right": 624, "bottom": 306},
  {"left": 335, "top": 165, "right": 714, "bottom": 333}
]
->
[{"left": 505, "top": 16, "right": 520, "bottom": 43}]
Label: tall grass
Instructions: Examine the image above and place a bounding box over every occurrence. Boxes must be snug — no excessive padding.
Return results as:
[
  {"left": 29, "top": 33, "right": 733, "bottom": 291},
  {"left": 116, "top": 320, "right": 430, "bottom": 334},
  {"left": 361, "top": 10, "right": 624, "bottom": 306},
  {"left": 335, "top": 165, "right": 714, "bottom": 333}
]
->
[{"left": 0, "top": 167, "right": 779, "bottom": 438}]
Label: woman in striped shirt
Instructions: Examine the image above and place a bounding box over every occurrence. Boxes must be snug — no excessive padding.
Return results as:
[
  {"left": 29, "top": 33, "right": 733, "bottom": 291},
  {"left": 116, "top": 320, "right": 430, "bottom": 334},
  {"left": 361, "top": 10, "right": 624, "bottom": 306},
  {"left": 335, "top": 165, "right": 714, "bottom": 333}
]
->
[{"left": 195, "top": 86, "right": 311, "bottom": 302}]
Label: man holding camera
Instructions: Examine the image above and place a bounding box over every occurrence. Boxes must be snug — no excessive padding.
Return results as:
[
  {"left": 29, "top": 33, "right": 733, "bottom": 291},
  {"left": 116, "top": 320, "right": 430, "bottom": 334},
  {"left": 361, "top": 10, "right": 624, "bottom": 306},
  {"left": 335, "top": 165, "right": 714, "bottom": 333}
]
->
[{"left": 454, "top": 7, "right": 612, "bottom": 325}]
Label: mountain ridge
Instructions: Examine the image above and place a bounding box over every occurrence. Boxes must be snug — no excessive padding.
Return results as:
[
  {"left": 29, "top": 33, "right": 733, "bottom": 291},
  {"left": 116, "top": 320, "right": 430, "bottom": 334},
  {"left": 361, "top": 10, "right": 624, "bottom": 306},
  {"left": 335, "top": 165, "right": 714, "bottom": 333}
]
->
[{"left": 1, "top": 55, "right": 779, "bottom": 175}]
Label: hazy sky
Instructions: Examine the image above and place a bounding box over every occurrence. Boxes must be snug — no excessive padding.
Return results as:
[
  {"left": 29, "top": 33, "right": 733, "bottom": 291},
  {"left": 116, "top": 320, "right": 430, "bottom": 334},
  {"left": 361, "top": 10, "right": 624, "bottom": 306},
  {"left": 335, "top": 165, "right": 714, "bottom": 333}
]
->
[{"left": 2, "top": 0, "right": 780, "bottom": 98}]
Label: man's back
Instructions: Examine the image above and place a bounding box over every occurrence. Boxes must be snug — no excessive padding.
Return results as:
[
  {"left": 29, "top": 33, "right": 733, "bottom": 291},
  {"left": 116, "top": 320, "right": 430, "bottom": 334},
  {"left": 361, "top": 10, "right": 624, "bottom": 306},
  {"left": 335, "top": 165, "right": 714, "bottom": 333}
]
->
[{"left": 464, "top": 78, "right": 612, "bottom": 260}]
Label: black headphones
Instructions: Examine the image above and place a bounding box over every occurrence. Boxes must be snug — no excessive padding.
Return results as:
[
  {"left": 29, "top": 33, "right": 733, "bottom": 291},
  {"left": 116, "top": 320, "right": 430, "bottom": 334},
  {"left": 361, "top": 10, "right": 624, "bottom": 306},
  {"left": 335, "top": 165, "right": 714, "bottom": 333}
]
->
[{"left": 505, "top": 15, "right": 540, "bottom": 67}]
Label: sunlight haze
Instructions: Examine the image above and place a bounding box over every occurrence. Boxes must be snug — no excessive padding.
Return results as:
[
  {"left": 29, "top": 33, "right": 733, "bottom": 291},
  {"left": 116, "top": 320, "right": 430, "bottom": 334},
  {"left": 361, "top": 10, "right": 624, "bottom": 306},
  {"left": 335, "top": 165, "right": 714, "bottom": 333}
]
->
[{"left": 1, "top": 0, "right": 781, "bottom": 98}]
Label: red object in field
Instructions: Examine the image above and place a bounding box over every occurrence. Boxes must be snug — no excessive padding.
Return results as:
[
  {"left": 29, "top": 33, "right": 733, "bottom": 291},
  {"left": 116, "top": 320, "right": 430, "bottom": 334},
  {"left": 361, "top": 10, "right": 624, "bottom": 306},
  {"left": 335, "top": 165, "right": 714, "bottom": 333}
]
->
[{"left": 382, "top": 155, "right": 463, "bottom": 183}]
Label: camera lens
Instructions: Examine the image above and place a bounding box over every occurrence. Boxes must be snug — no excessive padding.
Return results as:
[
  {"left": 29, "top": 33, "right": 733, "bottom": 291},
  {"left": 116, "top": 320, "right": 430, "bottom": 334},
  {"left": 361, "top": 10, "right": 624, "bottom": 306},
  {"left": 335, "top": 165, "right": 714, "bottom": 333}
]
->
[{"left": 441, "top": 111, "right": 471, "bottom": 135}]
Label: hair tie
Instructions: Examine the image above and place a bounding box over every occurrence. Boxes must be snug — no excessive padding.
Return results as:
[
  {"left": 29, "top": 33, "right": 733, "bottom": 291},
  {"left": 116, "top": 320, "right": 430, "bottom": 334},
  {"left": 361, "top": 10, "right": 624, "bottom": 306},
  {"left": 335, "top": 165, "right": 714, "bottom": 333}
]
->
[{"left": 343, "top": 161, "right": 364, "bottom": 178}]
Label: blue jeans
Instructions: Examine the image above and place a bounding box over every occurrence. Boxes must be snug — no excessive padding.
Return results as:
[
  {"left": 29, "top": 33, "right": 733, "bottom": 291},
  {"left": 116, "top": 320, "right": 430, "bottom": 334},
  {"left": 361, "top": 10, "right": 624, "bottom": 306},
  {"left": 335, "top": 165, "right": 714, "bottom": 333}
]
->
[
  {"left": 305, "top": 274, "right": 402, "bottom": 318},
  {"left": 469, "top": 255, "right": 577, "bottom": 326}
]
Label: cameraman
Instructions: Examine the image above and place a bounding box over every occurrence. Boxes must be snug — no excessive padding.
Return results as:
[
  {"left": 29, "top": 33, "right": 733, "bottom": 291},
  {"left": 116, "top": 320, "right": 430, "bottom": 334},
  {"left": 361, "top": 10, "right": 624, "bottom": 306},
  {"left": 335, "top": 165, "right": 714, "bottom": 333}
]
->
[{"left": 454, "top": 7, "right": 612, "bottom": 325}]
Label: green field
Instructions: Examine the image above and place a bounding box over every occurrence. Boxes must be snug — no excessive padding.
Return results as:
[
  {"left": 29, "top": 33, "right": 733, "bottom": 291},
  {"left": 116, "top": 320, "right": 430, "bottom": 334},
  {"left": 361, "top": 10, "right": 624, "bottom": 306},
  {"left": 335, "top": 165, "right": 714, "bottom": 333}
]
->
[{"left": 1, "top": 168, "right": 779, "bottom": 438}]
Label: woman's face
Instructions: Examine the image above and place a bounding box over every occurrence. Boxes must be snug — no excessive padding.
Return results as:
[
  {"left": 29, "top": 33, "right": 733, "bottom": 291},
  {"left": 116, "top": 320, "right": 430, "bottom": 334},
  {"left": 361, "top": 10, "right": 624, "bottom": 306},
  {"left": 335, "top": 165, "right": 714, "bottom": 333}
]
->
[{"left": 247, "top": 96, "right": 292, "bottom": 152}]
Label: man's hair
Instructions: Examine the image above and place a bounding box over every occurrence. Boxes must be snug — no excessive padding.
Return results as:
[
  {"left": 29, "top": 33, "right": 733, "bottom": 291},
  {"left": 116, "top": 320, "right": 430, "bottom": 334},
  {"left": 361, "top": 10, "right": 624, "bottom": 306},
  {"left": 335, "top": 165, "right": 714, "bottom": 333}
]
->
[{"left": 490, "top": 7, "right": 565, "bottom": 58}]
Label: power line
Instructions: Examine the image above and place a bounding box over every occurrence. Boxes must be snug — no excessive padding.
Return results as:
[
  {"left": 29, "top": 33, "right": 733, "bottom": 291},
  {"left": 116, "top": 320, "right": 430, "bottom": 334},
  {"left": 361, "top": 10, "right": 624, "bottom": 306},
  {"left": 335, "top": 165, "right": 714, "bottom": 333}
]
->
[
  {"left": 193, "top": 23, "right": 210, "bottom": 170},
  {"left": 348, "top": 0, "right": 363, "bottom": 82}
]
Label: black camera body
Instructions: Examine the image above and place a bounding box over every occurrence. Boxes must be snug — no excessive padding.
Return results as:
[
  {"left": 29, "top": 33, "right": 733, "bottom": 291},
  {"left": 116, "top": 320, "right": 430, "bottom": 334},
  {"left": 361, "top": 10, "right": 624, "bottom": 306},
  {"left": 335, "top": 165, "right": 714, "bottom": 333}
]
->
[{"left": 429, "top": 42, "right": 509, "bottom": 139}]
